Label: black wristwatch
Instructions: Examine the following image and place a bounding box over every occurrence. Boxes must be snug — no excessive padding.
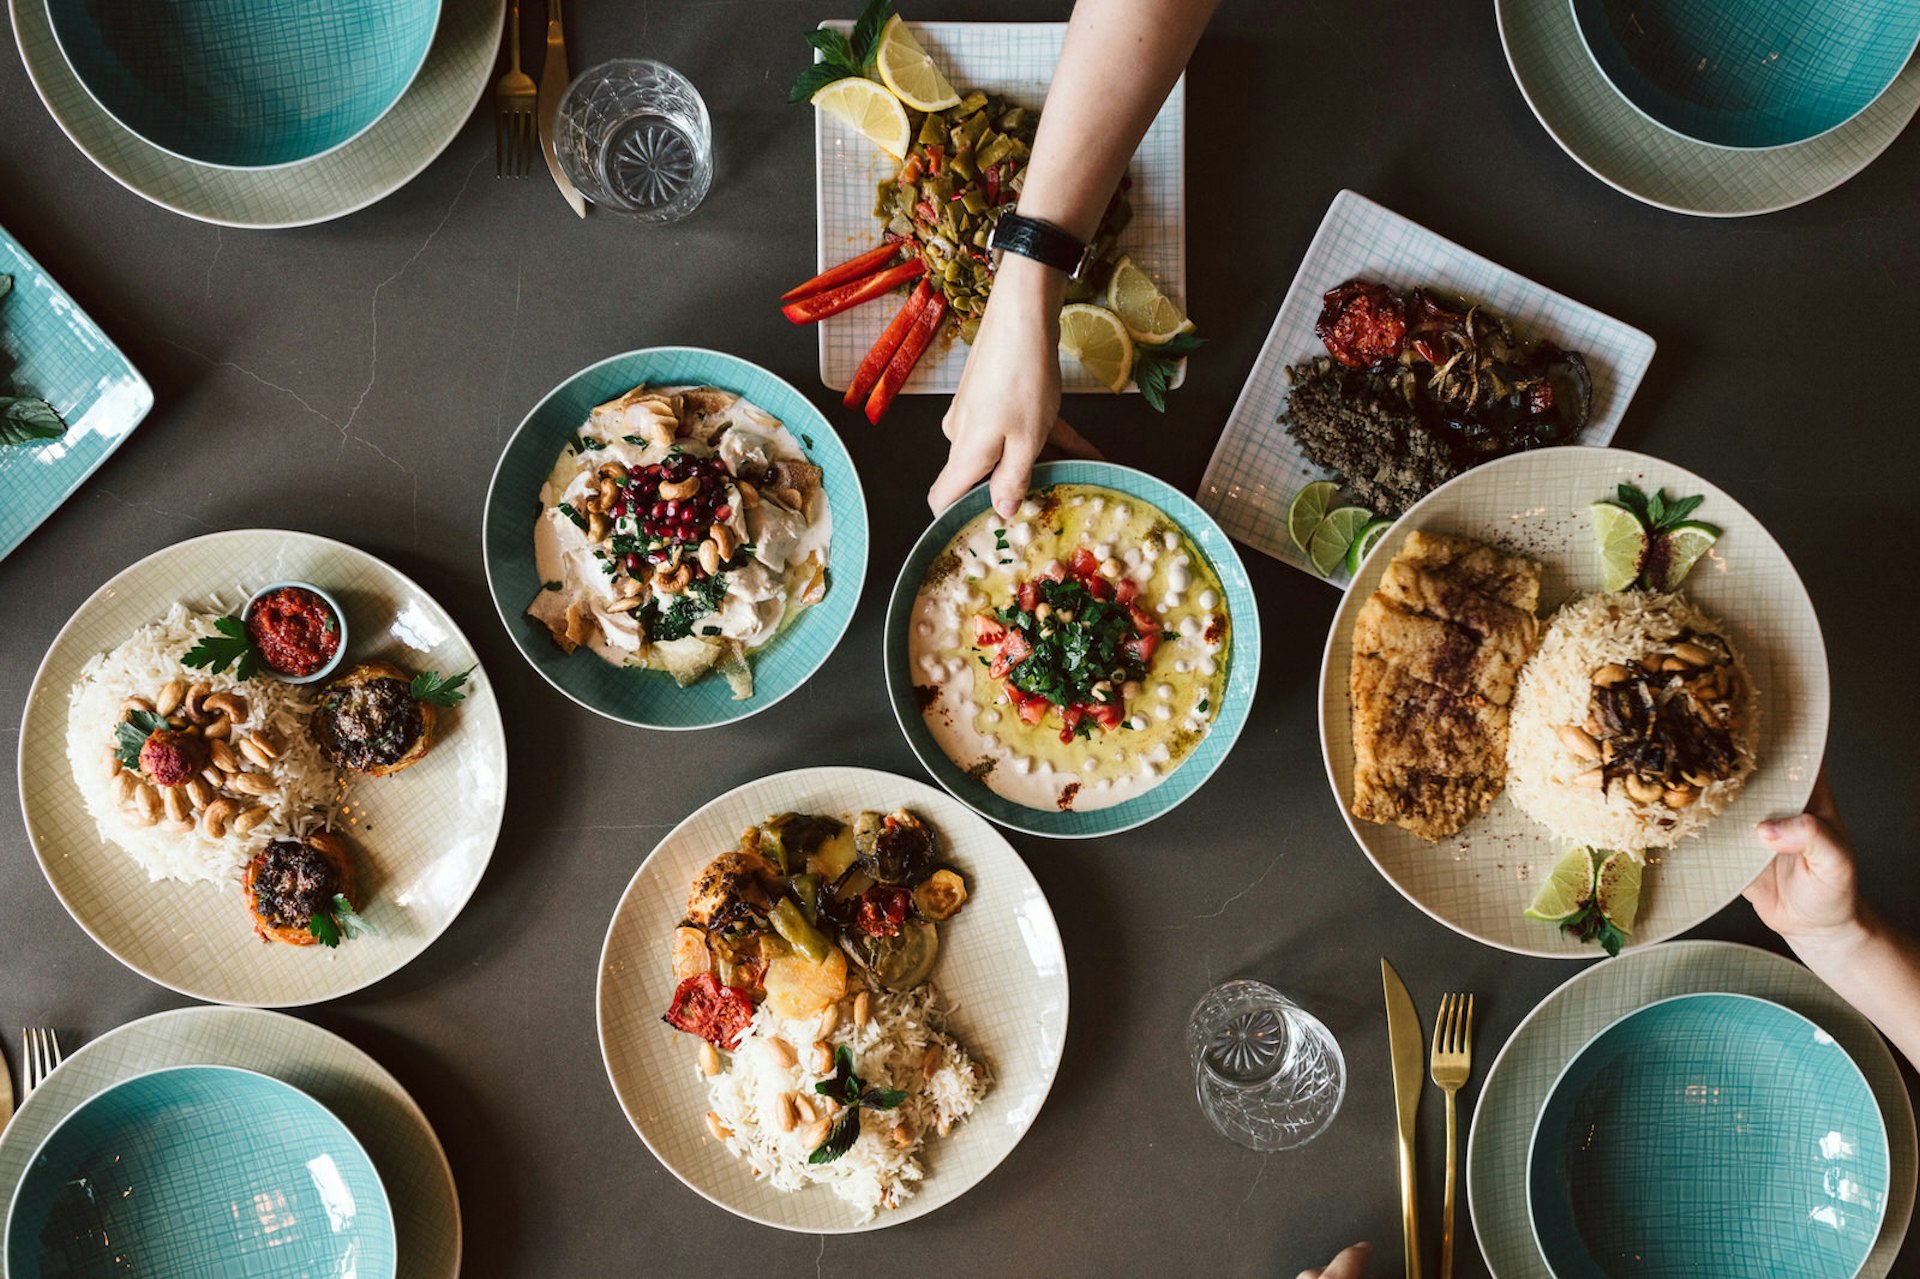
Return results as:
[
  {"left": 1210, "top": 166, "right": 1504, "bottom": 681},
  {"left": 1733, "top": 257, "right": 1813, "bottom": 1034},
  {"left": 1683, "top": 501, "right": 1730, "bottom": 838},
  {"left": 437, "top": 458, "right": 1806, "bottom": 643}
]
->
[{"left": 989, "top": 212, "right": 1094, "bottom": 280}]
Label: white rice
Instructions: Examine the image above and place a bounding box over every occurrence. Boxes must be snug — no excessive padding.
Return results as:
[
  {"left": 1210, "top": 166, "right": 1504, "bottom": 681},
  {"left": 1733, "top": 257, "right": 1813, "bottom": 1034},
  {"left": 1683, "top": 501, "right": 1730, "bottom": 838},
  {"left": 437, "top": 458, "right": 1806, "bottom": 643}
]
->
[
  {"left": 65, "top": 601, "right": 337, "bottom": 887},
  {"left": 705, "top": 983, "right": 988, "bottom": 1221},
  {"left": 1506, "top": 591, "right": 1758, "bottom": 853}
]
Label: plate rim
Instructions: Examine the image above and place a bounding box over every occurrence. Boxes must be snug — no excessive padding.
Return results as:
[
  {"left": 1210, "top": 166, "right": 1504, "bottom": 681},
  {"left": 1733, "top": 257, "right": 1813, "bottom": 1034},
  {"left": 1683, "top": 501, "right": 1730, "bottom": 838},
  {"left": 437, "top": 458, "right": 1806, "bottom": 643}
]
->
[
  {"left": 593, "top": 763, "right": 1071, "bottom": 1234},
  {"left": 480, "top": 344, "right": 870, "bottom": 732},
  {"left": 1494, "top": 0, "right": 1920, "bottom": 218},
  {"left": 808, "top": 18, "right": 1187, "bottom": 395},
  {"left": 1464, "top": 939, "right": 1917, "bottom": 1278},
  {"left": 15, "top": 526, "right": 509, "bottom": 1006},
  {"left": 1196, "top": 186, "right": 1656, "bottom": 584},
  {"left": 1523, "top": 989, "right": 1891, "bottom": 1277},
  {"left": 3, "top": 1060, "right": 401, "bottom": 1273},
  {"left": 9, "top": 0, "right": 502, "bottom": 229},
  {"left": 0, "top": 220, "right": 156, "bottom": 564},
  {"left": 1316, "top": 444, "right": 1830, "bottom": 958},
  {"left": 882, "top": 459, "right": 1263, "bottom": 839},
  {"left": 0, "top": 1005, "right": 462, "bottom": 1277}
]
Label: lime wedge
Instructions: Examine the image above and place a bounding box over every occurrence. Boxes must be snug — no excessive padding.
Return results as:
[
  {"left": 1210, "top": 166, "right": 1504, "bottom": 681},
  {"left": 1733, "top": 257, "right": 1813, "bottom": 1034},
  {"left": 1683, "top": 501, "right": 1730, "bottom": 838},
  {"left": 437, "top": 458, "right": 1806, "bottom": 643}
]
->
[
  {"left": 1307, "top": 506, "right": 1374, "bottom": 577},
  {"left": 1595, "top": 850, "right": 1643, "bottom": 936},
  {"left": 1345, "top": 519, "right": 1393, "bottom": 578},
  {"left": 1525, "top": 846, "right": 1598, "bottom": 923},
  {"left": 1588, "top": 500, "right": 1648, "bottom": 592},
  {"left": 1650, "top": 521, "right": 1720, "bottom": 592},
  {"left": 1287, "top": 481, "right": 1340, "bottom": 555}
]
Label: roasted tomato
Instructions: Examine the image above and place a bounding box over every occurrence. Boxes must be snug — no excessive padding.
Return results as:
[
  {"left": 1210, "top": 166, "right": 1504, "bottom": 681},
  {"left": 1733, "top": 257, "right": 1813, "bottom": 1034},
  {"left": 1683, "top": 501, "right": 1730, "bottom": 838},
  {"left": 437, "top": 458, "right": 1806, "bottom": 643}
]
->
[
  {"left": 1315, "top": 280, "right": 1407, "bottom": 368},
  {"left": 662, "top": 973, "right": 756, "bottom": 1050},
  {"left": 856, "top": 884, "right": 913, "bottom": 938}
]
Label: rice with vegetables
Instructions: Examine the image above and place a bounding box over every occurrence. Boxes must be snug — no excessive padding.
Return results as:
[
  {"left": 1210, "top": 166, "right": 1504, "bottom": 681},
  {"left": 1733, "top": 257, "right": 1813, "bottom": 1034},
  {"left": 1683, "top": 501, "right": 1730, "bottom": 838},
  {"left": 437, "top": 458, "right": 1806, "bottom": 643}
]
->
[
  {"left": 66, "top": 602, "right": 334, "bottom": 886},
  {"left": 705, "top": 984, "right": 986, "bottom": 1221},
  {"left": 1506, "top": 591, "right": 1758, "bottom": 852}
]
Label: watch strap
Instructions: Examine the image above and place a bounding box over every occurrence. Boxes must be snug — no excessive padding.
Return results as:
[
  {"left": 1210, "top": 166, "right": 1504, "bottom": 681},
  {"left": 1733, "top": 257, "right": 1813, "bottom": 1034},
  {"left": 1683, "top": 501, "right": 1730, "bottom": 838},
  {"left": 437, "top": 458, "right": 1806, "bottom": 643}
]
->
[{"left": 990, "top": 212, "right": 1091, "bottom": 278}]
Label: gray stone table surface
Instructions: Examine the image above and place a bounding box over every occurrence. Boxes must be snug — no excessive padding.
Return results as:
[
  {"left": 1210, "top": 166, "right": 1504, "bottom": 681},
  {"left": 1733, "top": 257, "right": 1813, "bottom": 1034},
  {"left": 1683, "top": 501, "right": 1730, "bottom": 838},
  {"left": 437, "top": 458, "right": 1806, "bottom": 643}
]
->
[{"left": 3, "top": 2, "right": 1918, "bottom": 1275}]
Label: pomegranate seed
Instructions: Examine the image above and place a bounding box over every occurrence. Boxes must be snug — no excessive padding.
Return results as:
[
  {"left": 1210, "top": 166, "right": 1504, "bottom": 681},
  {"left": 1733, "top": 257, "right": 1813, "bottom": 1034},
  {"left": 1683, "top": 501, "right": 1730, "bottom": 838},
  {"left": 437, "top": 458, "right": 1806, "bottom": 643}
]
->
[
  {"left": 714, "top": 504, "right": 731, "bottom": 520},
  {"left": 650, "top": 502, "right": 666, "bottom": 519},
  {"left": 624, "top": 554, "right": 642, "bottom": 572}
]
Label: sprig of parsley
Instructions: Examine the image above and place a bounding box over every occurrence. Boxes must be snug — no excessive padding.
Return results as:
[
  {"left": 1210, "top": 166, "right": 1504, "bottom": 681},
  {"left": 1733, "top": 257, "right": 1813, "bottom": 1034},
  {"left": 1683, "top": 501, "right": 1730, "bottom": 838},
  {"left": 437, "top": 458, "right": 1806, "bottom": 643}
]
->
[
  {"left": 308, "top": 893, "right": 376, "bottom": 949},
  {"left": 808, "top": 1045, "right": 908, "bottom": 1165},
  {"left": 0, "top": 276, "right": 67, "bottom": 448},
  {"left": 113, "top": 709, "right": 172, "bottom": 771},
  {"left": 181, "top": 615, "right": 261, "bottom": 680},
  {"left": 410, "top": 666, "right": 475, "bottom": 708},
  {"left": 1132, "top": 331, "right": 1204, "bottom": 414},
  {"left": 788, "top": 0, "right": 894, "bottom": 103}
]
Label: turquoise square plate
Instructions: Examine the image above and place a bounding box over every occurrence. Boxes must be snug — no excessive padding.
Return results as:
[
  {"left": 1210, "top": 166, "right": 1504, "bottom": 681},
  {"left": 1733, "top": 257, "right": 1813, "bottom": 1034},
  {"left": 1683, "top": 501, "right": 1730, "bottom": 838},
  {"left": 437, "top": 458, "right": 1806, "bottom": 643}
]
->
[
  {"left": 0, "top": 224, "right": 153, "bottom": 563},
  {"left": 885, "top": 460, "right": 1261, "bottom": 839},
  {"left": 6, "top": 1064, "right": 396, "bottom": 1278},
  {"left": 484, "top": 348, "right": 868, "bottom": 730},
  {"left": 1528, "top": 992, "right": 1890, "bottom": 1278}
]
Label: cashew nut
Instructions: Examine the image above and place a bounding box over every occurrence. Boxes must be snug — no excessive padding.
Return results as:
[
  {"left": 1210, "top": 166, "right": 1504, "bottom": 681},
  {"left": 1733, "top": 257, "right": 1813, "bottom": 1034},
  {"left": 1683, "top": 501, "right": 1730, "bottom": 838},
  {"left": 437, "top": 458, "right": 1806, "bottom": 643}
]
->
[
  {"left": 181, "top": 682, "right": 214, "bottom": 725},
  {"left": 617, "top": 576, "right": 645, "bottom": 599},
  {"left": 237, "top": 737, "right": 275, "bottom": 770},
  {"left": 642, "top": 416, "right": 677, "bottom": 449},
  {"left": 734, "top": 479, "right": 760, "bottom": 509},
  {"left": 226, "top": 772, "right": 276, "bottom": 797},
  {"left": 130, "top": 782, "right": 160, "bottom": 825},
  {"left": 205, "top": 716, "right": 233, "bottom": 741},
  {"left": 202, "top": 798, "right": 239, "bottom": 839},
  {"left": 658, "top": 476, "right": 700, "bottom": 501},
  {"left": 654, "top": 563, "right": 691, "bottom": 594},
  {"left": 121, "top": 696, "right": 155, "bottom": 715},
  {"left": 208, "top": 739, "right": 240, "bottom": 773},
  {"left": 160, "top": 786, "right": 189, "bottom": 824},
  {"left": 203, "top": 692, "right": 248, "bottom": 723},
  {"left": 709, "top": 523, "right": 739, "bottom": 560},
  {"left": 112, "top": 770, "right": 139, "bottom": 805},
  {"left": 587, "top": 511, "right": 608, "bottom": 543},
  {"left": 598, "top": 476, "right": 619, "bottom": 509},
  {"left": 598, "top": 461, "right": 629, "bottom": 481},
  {"left": 605, "top": 595, "right": 644, "bottom": 614},
  {"left": 231, "top": 806, "right": 269, "bottom": 837},
  {"left": 184, "top": 778, "right": 213, "bottom": 810},
  {"left": 697, "top": 539, "right": 721, "bottom": 577}
]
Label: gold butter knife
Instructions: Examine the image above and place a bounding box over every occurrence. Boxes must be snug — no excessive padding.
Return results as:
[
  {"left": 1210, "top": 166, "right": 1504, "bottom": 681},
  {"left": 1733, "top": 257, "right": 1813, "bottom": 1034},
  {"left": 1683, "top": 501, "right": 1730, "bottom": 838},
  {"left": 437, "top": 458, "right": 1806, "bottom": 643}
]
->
[
  {"left": 1383, "top": 958, "right": 1423, "bottom": 1279},
  {"left": 536, "top": 0, "right": 587, "bottom": 217}
]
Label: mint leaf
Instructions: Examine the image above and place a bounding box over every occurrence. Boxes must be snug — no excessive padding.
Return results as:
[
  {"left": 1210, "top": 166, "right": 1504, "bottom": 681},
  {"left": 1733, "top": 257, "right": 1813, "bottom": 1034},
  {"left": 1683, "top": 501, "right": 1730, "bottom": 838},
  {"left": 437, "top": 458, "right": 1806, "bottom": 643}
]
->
[
  {"left": 807, "top": 1110, "right": 862, "bottom": 1165},
  {"left": 1130, "top": 333, "right": 1203, "bottom": 414},
  {"left": 789, "top": 60, "right": 859, "bottom": 104},
  {"left": 804, "top": 27, "right": 856, "bottom": 66},
  {"left": 861, "top": 1085, "right": 908, "bottom": 1110},
  {"left": 849, "top": 0, "right": 894, "bottom": 65},
  {"left": 114, "top": 710, "right": 172, "bottom": 770},
  {"left": 0, "top": 396, "right": 65, "bottom": 446}
]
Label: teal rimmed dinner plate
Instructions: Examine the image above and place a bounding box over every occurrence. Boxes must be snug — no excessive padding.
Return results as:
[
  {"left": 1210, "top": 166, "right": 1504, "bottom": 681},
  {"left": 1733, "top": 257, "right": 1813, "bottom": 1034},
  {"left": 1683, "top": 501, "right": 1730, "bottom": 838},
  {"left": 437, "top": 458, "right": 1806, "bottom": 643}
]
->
[
  {"left": 1528, "top": 992, "right": 1890, "bottom": 1278},
  {"left": 12, "top": 0, "right": 499, "bottom": 227},
  {"left": 1498, "top": 0, "right": 1920, "bottom": 216},
  {"left": 484, "top": 347, "right": 868, "bottom": 731},
  {"left": 0, "top": 223, "right": 153, "bottom": 563},
  {"left": 884, "top": 461, "right": 1260, "bottom": 839},
  {"left": 6, "top": 1065, "right": 397, "bottom": 1278}
]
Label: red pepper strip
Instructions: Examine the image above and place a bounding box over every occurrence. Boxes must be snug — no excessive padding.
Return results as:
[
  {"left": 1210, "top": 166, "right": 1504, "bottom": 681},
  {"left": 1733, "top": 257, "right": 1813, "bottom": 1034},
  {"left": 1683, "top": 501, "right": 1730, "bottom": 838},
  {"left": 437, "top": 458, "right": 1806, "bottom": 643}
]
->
[
  {"left": 780, "top": 242, "right": 904, "bottom": 303},
  {"left": 845, "top": 280, "right": 932, "bottom": 408},
  {"left": 864, "top": 291, "right": 949, "bottom": 423},
  {"left": 781, "top": 258, "right": 926, "bottom": 325}
]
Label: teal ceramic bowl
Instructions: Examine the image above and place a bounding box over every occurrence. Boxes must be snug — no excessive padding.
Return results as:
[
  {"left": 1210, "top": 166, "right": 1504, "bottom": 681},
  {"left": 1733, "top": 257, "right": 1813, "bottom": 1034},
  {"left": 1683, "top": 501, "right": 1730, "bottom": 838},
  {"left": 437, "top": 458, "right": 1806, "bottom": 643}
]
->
[
  {"left": 484, "top": 347, "right": 867, "bottom": 731},
  {"left": 5, "top": 1065, "right": 396, "bottom": 1278},
  {"left": 1570, "top": 0, "right": 1920, "bottom": 149},
  {"left": 885, "top": 461, "right": 1260, "bottom": 839},
  {"left": 45, "top": 0, "right": 440, "bottom": 169},
  {"left": 1528, "top": 993, "right": 1890, "bottom": 1278}
]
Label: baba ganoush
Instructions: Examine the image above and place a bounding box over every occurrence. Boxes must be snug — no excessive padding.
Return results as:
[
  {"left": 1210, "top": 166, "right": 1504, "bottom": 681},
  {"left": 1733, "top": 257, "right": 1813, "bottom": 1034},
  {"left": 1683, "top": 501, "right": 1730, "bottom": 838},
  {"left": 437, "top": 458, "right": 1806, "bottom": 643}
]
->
[
  {"left": 910, "top": 484, "right": 1230, "bottom": 811},
  {"left": 528, "top": 383, "right": 831, "bottom": 697}
]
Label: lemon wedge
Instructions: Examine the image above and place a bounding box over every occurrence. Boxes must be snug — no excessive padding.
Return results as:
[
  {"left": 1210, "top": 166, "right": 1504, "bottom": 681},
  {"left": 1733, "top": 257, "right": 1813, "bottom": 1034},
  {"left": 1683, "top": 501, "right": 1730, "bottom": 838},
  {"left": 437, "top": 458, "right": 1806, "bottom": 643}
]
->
[
  {"left": 1058, "top": 304, "right": 1135, "bottom": 393},
  {"left": 811, "top": 76, "right": 913, "bottom": 158},
  {"left": 874, "top": 15, "right": 960, "bottom": 112},
  {"left": 1104, "top": 255, "right": 1194, "bottom": 345}
]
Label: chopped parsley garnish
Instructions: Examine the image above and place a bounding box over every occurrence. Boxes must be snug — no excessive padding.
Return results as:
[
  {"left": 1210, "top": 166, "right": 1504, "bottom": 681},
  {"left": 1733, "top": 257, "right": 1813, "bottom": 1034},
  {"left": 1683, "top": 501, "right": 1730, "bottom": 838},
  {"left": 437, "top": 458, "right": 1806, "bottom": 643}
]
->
[
  {"left": 558, "top": 502, "right": 588, "bottom": 531},
  {"left": 801, "top": 433, "right": 816, "bottom": 450},
  {"left": 113, "top": 710, "right": 172, "bottom": 770},
  {"left": 411, "top": 666, "right": 475, "bottom": 708},
  {"left": 543, "top": 580, "right": 563, "bottom": 592},
  {"left": 1196, "top": 698, "right": 1209, "bottom": 713},
  {"left": 181, "top": 615, "right": 261, "bottom": 680},
  {"left": 623, "top": 434, "right": 646, "bottom": 446},
  {"left": 995, "top": 577, "right": 1150, "bottom": 721},
  {"left": 647, "top": 573, "right": 730, "bottom": 642},
  {"left": 808, "top": 1045, "right": 907, "bottom": 1165},
  {"left": 992, "top": 528, "right": 1009, "bottom": 551}
]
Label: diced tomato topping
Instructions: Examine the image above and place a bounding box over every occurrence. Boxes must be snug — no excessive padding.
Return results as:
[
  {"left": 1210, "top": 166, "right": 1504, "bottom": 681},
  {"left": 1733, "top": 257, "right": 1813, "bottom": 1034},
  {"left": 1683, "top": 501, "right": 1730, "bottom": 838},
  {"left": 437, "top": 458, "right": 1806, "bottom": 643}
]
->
[
  {"left": 1058, "top": 704, "right": 1086, "bottom": 743},
  {"left": 1114, "top": 577, "right": 1139, "bottom": 604},
  {"left": 857, "top": 885, "right": 913, "bottom": 938},
  {"left": 1125, "top": 632, "right": 1160, "bottom": 665},
  {"left": 1017, "top": 581, "right": 1040, "bottom": 611},
  {"left": 973, "top": 614, "right": 1006, "bottom": 646},
  {"left": 1009, "top": 686, "right": 1049, "bottom": 724},
  {"left": 1127, "top": 603, "right": 1161, "bottom": 634},
  {"left": 989, "top": 628, "right": 1032, "bottom": 680},
  {"left": 1069, "top": 547, "right": 1100, "bottom": 579},
  {"left": 1038, "top": 561, "right": 1066, "bottom": 582},
  {"left": 1091, "top": 701, "right": 1125, "bottom": 729},
  {"left": 662, "top": 973, "right": 756, "bottom": 1050},
  {"left": 1086, "top": 575, "right": 1113, "bottom": 600}
]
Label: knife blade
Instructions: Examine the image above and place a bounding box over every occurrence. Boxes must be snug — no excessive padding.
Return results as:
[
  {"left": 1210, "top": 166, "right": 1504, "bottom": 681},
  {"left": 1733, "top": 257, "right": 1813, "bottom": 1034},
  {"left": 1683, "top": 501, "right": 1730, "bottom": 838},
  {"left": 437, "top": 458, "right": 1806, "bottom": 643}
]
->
[
  {"left": 0, "top": 1039, "right": 13, "bottom": 1132},
  {"left": 536, "top": 0, "right": 587, "bottom": 218},
  {"left": 1382, "top": 958, "right": 1423, "bottom": 1279}
]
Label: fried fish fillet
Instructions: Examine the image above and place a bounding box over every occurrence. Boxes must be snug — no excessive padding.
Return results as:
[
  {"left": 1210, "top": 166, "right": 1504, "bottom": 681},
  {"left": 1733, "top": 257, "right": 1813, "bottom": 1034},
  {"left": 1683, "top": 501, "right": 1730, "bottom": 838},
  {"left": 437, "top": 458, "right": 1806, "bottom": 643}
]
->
[{"left": 1349, "top": 532, "right": 1541, "bottom": 841}]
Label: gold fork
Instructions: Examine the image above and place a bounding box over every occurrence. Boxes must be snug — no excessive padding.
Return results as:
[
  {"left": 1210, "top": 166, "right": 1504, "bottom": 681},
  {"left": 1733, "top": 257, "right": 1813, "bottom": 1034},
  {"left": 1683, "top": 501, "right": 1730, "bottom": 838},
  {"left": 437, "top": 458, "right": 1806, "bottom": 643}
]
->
[
  {"left": 493, "top": 0, "right": 536, "bottom": 176},
  {"left": 1428, "top": 993, "right": 1475, "bottom": 1279}
]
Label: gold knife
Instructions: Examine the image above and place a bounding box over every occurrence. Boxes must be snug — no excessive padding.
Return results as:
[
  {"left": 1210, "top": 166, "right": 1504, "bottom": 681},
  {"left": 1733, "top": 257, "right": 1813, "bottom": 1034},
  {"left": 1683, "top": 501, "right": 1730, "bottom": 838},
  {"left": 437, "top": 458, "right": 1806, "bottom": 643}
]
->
[
  {"left": 0, "top": 1040, "right": 13, "bottom": 1131},
  {"left": 1383, "top": 958, "right": 1423, "bottom": 1279},
  {"left": 536, "top": 0, "right": 587, "bottom": 217}
]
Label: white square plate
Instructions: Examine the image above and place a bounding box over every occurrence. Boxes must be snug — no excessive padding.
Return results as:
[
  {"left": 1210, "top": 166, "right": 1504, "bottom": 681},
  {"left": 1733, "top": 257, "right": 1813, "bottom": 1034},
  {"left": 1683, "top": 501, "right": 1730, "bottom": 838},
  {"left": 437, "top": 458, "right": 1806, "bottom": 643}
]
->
[
  {"left": 811, "top": 21, "right": 1184, "bottom": 395},
  {"left": 1198, "top": 189, "right": 1656, "bottom": 583}
]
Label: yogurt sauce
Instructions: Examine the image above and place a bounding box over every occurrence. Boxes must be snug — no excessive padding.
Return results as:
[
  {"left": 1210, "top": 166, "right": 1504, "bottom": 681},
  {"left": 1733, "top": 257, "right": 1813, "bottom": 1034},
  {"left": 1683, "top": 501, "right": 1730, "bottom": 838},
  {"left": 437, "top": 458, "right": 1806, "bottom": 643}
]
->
[
  {"left": 909, "top": 484, "right": 1230, "bottom": 811},
  {"left": 528, "top": 384, "right": 831, "bottom": 671}
]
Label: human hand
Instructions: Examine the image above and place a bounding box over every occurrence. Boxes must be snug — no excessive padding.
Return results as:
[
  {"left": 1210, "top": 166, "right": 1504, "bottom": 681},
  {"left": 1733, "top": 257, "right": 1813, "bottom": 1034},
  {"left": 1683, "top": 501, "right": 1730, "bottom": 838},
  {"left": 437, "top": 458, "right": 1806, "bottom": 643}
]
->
[
  {"left": 1744, "top": 774, "right": 1868, "bottom": 954},
  {"left": 1296, "top": 1241, "right": 1371, "bottom": 1279},
  {"left": 928, "top": 256, "right": 1066, "bottom": 518}
]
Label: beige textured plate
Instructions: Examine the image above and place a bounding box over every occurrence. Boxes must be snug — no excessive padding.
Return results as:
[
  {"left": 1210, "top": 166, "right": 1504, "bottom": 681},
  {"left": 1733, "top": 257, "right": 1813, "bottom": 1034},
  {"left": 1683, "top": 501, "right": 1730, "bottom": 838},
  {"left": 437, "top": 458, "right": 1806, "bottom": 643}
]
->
[
  {"left": 1468, "top": 941, "right": 1915, "bottom": 1276},
  {"left": 0, "top": 1007, "right": 461, "bottom": 1277},
  {"left": 597, "top": 766, "right": 1068, "bottom": 1233},
  {"left": 1320, "top": 448, "right": 1828, "bottom": 957},
  {"left": 17, "top": 530, "right": 507, "bottom": 1005}
]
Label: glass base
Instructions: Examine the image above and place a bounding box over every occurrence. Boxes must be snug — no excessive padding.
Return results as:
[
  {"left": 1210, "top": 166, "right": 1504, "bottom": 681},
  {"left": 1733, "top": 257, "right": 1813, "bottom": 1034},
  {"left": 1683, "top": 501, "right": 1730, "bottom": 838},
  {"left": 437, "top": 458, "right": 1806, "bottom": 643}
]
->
[{"left": 1187, "top": 980, "right": 1347, "bottom": 1152}]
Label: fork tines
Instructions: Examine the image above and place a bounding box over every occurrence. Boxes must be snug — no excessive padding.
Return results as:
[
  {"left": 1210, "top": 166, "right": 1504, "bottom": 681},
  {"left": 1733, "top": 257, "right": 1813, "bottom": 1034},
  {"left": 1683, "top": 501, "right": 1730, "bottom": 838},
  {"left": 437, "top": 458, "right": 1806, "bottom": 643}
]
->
[
  {"left": 1432, "top": 993, "right": 1473, "bottom": 1059},
  {"left": 496, "top": 99, "right": 537, "bottom": 178},
  {"left": 22, "top": 1026, "right": 63, "bottom": 1093}
]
